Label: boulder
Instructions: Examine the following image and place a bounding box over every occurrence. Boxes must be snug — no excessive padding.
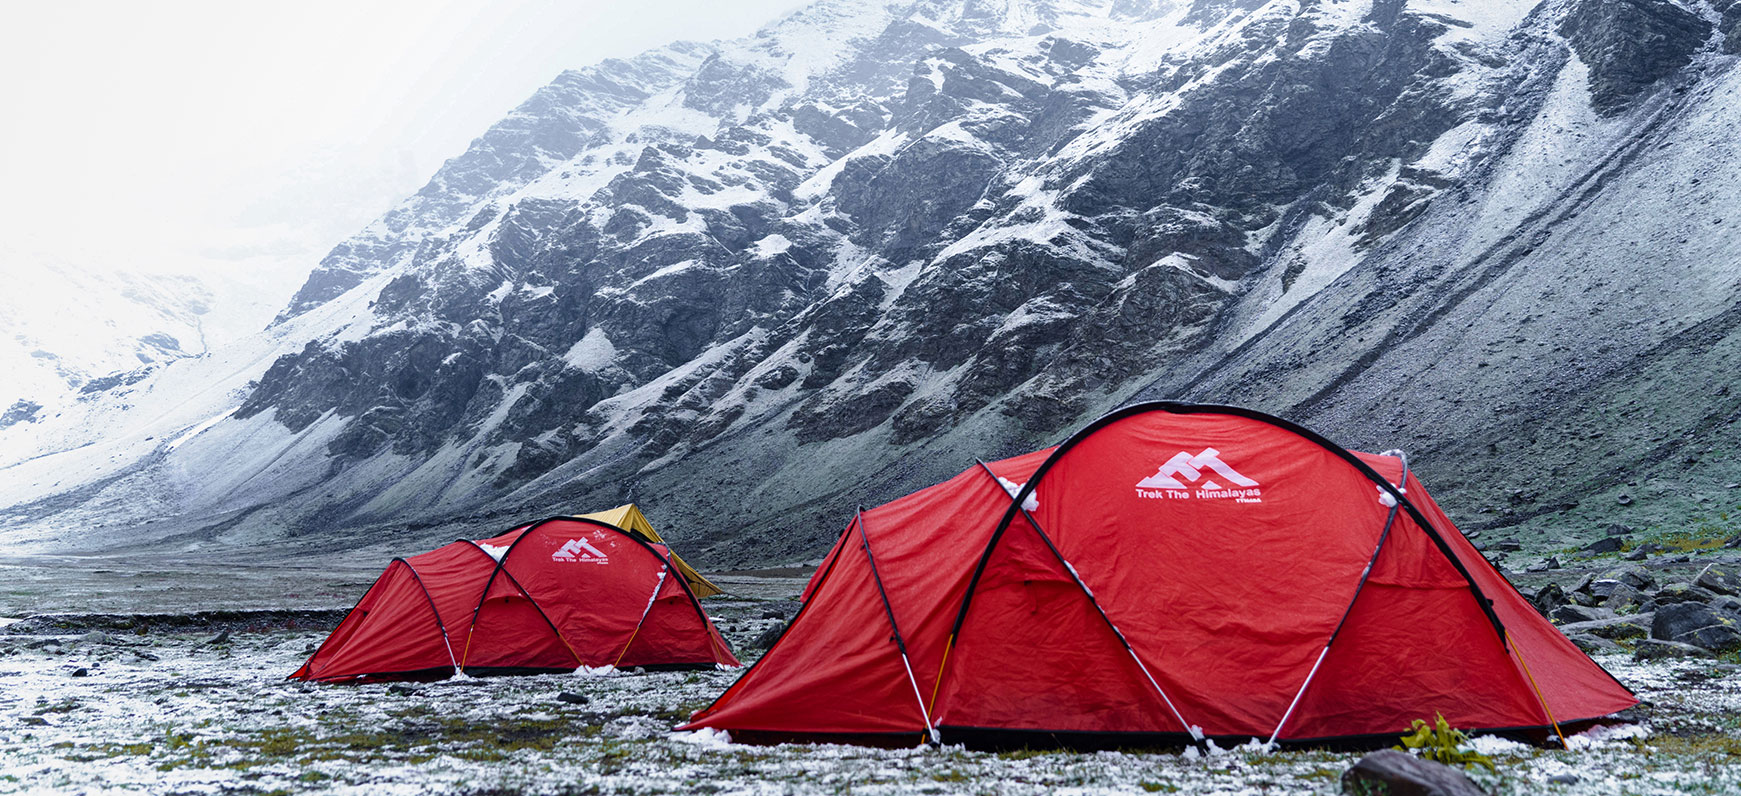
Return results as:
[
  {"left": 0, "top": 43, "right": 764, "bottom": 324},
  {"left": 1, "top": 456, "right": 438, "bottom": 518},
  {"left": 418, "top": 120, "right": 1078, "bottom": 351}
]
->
[
  {"left": 1531, "top": 583, "right": 1567, "bottom": 615},
  {"left": 1695, "top": 566, "right": 1741, "bottom": 596},
  {"left": 1341, "top": 749, "right": 1490, "bottom": 796},
  {"left": 1602, "top": 583, "right": 1646, "bottom": 613},
  {"left": 1653, "top": 602, "right": 1721, "bottom": 639},
  {"left": 1582, "top": 537, "right": 1626, "bottom": 555},
  {"left": 556, "top": 691, "right": 590, "bottom": 705},
  {"left": 1679, "top": 624, "right": 1741, "bottom": 654},
  {"left": 1633, "top": 639, "right": 1708, "bottom": 660},
  {"left": 1568, "top": 634, "right": 1621, "bottom": 653},
  {"left": 1616, "top": 567, "right": 1657, "bottom": 591},
  {"left": 386, "top": 683, "right": 419, "bottom": 696},
  {"left": 1560, "top": 614, "right": 1652, "bottom": 641},
  {"left": 1551, "top": 604, "right": 1613, "bottom": 624},
  {"left": 1652, "top": 583, "right": 1719, "bottom": 606},
  {"left": 1650, "top": 602, "right": 1741, "bottom": 653},
  {"left": 753, "top": 624, "right": 785, "bottom": 650}
]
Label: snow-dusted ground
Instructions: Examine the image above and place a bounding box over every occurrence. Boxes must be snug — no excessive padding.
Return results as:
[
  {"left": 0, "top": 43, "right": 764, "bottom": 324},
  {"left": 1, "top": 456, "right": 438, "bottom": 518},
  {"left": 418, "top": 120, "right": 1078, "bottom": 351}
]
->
[{"left": 0, "top": 570, "right": 1736, "bottom": 795}]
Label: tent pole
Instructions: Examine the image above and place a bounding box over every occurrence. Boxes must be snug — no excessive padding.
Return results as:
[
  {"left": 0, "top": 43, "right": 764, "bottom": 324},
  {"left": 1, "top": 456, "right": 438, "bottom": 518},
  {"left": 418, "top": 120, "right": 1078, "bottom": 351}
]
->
[
  {"left": 614, "top": 566, "right": 670, "bottom": 668},
  {"left": 924, "top": 635, "right": 954, "bottom": 720},
  {"left": 1509, "top": 630, "right": 1569, "bottom": 749},
  {"left": 398, "top": 558, "right": 462, "bottom": 676},
  {"left": 1264, "top": 454, "right": 1410, "bottom": 746},
  {"left": 855, "top": 509, "right": 940, "bottom": 745},
  {"left": 972, "top": 462, "right": 1204, "bottom": 747}
]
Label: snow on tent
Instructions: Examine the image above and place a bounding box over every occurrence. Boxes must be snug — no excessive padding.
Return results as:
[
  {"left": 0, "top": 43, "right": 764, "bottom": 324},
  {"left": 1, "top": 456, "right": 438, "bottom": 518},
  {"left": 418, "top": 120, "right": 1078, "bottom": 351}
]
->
[
  {"left": 292, "top": 514, "right": 738, "bottom": 682},
  {"left": 683, "top": 403, "right": 1637, "bottom": 747}
]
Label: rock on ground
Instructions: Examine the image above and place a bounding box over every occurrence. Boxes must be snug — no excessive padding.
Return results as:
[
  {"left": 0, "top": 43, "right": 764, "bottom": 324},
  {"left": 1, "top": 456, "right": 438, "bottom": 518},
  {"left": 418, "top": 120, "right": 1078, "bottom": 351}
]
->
[{"left": 1341, "top": 749, "right": 1490, "bottom": 796}]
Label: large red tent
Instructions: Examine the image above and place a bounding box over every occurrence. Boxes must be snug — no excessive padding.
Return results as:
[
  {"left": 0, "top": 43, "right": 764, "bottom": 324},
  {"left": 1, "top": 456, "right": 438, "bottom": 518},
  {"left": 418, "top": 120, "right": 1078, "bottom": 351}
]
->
[
  {"left": 683, "top": 403, "right": 1636, "bottom": 747},
  {"left": 293, "top": 516, "right": 738, "bottom": 682}
]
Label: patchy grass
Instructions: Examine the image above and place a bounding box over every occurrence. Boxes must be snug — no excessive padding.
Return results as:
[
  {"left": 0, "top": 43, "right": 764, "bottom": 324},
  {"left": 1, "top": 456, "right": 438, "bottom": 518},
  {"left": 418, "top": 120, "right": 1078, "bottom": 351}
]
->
[{"left": 4, "top": 587, "right": 1741, "bottom": 794}]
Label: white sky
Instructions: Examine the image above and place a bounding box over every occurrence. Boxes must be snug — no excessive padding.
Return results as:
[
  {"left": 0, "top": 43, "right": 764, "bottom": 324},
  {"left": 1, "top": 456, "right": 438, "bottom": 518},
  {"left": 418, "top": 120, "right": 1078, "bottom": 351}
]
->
[{"left": 0, "top": 0, "right": 799, "bottom": 292}]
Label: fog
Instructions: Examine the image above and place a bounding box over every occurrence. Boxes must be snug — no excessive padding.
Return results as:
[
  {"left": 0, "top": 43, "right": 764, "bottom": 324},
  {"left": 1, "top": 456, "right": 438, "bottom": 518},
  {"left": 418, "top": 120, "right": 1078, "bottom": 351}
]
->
[{"left": 0, "top": 0, "right": 800, "bottom": 305}]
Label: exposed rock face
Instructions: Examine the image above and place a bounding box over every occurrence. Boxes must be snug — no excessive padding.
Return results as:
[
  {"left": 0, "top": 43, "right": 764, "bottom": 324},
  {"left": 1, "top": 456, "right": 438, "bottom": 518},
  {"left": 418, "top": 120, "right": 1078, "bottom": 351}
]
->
[
  {"left": 1725, "top": 1, "right": 1741, "bottom": 54},
  {"left": 5, "top": 0, "right": 1741, "bottom": 570},
  {"left": 0, "top": 401, "right": 41, "bottom": 430},
  {"left": 1558, "top": 0, "right": 1712, "bottom": 114}
]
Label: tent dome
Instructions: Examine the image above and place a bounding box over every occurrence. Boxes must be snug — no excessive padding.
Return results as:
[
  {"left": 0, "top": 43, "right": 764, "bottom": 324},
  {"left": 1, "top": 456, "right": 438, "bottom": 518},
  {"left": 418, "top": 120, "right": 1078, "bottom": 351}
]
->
[
  {"left": 293, "top": 515, "right": 738, "bottom": 682},
  {"left": 682, "top": 403, "right": 1635, "bottom": 747}
]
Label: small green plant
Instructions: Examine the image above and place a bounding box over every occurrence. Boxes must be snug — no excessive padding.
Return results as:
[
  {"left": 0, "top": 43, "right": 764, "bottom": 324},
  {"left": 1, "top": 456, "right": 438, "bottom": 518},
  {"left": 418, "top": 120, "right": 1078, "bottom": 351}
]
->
[{"left": 1395, "top": 713, "right": 1496, "bottom": 773}]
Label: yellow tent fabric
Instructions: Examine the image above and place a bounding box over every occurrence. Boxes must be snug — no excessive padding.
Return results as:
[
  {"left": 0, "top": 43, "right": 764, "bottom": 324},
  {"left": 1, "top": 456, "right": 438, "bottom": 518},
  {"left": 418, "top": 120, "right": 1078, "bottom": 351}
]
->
[{"left": 576, "top": 504, "right": 723, "bottom": 598}]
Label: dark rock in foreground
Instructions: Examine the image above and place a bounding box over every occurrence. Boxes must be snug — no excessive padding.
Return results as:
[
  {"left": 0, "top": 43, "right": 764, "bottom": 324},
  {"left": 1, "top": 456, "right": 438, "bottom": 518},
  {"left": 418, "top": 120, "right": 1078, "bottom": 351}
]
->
[{"left": 1341, "top": 749, "right": 1490, "bottom": 796}]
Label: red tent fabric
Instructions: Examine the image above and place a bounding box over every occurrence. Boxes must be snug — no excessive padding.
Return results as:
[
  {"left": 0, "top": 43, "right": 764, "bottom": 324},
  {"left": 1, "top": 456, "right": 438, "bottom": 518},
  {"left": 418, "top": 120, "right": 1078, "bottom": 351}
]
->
[
  {"left": 683, "top": 403, "right": 1636, "bottom": 746},
  {"left": 292, "top": 517, "right": 738, "bottom": 682}
]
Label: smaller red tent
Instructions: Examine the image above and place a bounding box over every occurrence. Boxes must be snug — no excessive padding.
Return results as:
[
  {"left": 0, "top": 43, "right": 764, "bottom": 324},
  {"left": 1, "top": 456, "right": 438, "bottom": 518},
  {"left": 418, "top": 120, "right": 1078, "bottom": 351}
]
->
[{"left": 292, "top": 516, "right": 738, "bottom": 682}]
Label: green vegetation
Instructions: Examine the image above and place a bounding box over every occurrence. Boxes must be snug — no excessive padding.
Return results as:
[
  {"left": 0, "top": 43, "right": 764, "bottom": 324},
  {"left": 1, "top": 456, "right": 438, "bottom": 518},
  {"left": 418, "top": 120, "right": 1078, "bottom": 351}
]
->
[
  {"left": 75, "top": 715, "right": 603, "bottom": 773},
  {"left": 1652, "top": 511, "right": 1741, "bottom": 552},
  {"left": 1395, "top": 713, "right": 1497, "bottom": 773}
]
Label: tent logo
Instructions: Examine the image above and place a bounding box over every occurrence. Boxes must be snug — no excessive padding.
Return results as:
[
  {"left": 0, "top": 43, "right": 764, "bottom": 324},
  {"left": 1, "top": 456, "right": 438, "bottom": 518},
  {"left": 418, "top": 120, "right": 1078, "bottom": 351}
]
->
[
  {"left": 552, "top": 537, "right": 610, "bottom": 564},
  {"left": 1135, "top": 448, "right": 1263, "bottom": 503}
]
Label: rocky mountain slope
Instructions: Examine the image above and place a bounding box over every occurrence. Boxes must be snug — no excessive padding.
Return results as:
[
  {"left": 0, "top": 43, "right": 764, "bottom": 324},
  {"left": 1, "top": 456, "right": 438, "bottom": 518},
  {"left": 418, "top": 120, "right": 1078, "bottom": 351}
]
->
[{"left": 2, "top": 0, "right": 1738, "bottom": 569}]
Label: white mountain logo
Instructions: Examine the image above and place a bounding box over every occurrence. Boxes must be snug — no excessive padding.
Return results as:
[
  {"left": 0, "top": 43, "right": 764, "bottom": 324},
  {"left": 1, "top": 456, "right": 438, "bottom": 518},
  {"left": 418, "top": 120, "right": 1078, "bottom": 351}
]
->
[
  {"left": 1135, "top": 448, "right": 1263, "bottom": 503},
  {"left": 551, "top": 537, "right": 609, "bottom": 564}
]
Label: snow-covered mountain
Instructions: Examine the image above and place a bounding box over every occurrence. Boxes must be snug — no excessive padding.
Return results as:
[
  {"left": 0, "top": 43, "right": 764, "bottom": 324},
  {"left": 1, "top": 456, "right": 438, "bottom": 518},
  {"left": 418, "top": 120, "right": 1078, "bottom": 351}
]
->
[
  {"left": 0, "top": 264, "right": 212, "bottom": 424},
  {"left": 3, "top": 0, "right": 1738, "bottom": 567},
  {"left": 0, "top": 249, "right": 310, "bottom": 432}
]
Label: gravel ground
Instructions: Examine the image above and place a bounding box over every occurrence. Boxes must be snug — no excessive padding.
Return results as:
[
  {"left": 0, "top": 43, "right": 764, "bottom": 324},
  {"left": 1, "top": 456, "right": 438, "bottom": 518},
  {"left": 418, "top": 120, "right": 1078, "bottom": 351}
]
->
[{"left": 1, "top": 573, "right": 1739, "bottom": 795}]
